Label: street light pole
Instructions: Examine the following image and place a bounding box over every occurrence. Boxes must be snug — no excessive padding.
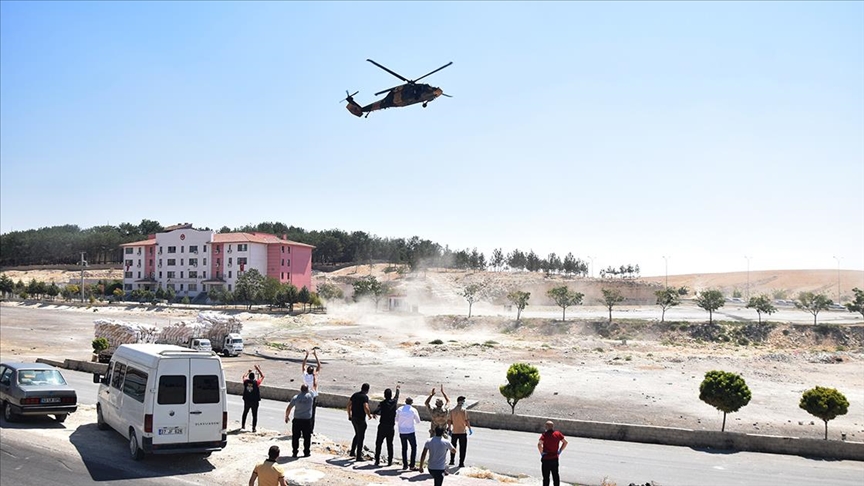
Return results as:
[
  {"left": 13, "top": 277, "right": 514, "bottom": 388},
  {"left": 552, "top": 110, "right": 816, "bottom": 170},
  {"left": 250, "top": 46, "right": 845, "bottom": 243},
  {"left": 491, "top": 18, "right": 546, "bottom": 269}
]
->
[
  {"left": 833, "top": 256, "right": 841, "bottom": 303},
  {"left": 744, "top": 256, "right": 751, "bottom": 301},
  {"left": 588, "top": 256, "right": 595, "bottom": 279}
]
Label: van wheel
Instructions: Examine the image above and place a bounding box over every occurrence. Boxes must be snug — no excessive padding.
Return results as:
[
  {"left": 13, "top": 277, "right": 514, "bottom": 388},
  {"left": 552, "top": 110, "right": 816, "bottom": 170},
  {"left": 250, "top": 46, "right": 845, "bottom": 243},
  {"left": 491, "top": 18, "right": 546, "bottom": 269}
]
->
[
  {"left": 96, "top": 405, "right": 109, "bottom": 430},
  {"left": 129, "top": 430, "right": 144, "bottom": 460},
  {"left": 3, "top": 402, "right": 17, "bottom": 422},
  {"left": 54, "top": 413, "right": 68, "bottom": 423}
]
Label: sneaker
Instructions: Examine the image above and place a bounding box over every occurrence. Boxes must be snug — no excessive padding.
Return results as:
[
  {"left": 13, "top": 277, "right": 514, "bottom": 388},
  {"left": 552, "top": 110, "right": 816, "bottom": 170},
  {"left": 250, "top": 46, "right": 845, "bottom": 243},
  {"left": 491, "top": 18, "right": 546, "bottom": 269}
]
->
[
  {"left": 304, "top": 452, "right": 311, "bottom": 457},
  {"left": 292, "top": 453, "right": 298, "bottom": 458},
  {"left": 401, "top": 465, "right": 409, "bottom": 471},
  {"left": 459, "top": 463, "right": 465, "bottom": 468}
]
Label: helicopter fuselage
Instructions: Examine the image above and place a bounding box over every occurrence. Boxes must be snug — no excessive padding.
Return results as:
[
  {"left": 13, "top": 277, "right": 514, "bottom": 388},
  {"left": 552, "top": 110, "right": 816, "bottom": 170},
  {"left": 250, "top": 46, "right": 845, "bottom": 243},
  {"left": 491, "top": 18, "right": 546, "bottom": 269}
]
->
[{"left": 348, "top": 84, "right": 443, "bottom": 117}]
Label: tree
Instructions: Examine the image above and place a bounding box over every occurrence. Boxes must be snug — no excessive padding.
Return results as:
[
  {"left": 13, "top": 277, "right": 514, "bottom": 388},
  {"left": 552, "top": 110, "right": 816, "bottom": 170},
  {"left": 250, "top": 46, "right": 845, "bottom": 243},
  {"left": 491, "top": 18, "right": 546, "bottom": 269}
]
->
[
  {"left": 699, "top": 370, "right": 752, "bottom": 431},
  {"left": 316, "top": 281, "right": 344, "bottom": 302},
  {"left": 499, "top": 362, "right": 540, "bottom": 414},
  {"left": 281, "top": 283, "right": 299, "bottom": 312},
  {"left": 92, "top": 337, "right": 109, "bottom": 355},
  {"left": 490, "top": 248, "right": 505, "bottom": 271},
  {"left": 799, "top": 386, "right": 849, "bottom": 440},
  {"left": 462, "top": 283, "right": 484, "bottom": 318},
  {"left": 46, "top": 282, "right": 60, "bottom": 301},
  {"left": 260, "top": 277, "right": 282, "bottom": 308},
  {"left": 696, "top": 289, "right": 725, "bottom": 324},
  {"left": 845, "top": 288, "right": 864, "bottom": 318},
  {"left": 113, "top": 287, "right": 125, "bottom": 301},
  {"left": 795, "top": 291, "right": 833, "bottom": 325},
  {"left": 546, "top": 286, "right": 584, "bottom": 322},
  {"left": 298, "top": 286, "right": 311, "bottom": 312},
  {"left": 0, "top": 274, "right": 14, "bottom": 298},
  {"left": 506, "top": 290, "right": 530, "bottom": 322},
  {"left": 600, "top": 288, "right": 625, "bottom": 323},
  {"left": 655, "top": 288, "right": 680, "bottom": 323},
  {"left": 352, "top": 276, "right": 389, "bottom": 310},
  {"left": 746, "top": 295, "right": 777, "bottom": 324},
  {"left": 235, "top": 269, "right": 265, "bottom": 310}
]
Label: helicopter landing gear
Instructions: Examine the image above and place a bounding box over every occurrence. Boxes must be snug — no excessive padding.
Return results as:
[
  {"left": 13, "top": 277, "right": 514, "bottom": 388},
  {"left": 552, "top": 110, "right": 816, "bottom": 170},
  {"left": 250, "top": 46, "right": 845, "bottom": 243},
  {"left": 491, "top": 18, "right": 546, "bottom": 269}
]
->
[{"left": 422, "top": 102, "right": 428, "bottom": 108}]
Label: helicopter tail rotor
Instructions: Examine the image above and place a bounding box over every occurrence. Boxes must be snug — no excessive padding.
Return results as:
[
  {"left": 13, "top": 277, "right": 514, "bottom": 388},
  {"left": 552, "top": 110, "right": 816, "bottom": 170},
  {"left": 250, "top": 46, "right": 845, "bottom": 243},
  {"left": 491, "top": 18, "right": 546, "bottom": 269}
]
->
[
  {"left": 341, "top": 90, "right": 363, "bottom": 117},
  {"left": 340, "top": 90, "right": 359, "bottom": 103}
]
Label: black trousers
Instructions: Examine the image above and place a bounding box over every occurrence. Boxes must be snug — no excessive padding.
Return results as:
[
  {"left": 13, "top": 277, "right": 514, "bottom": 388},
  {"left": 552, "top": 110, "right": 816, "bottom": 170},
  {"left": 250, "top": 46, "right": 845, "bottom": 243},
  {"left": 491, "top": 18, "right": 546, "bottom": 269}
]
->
[
  {"left": 429, "top": 469, "right": 445, "bottom": 486},
  {"left": 242, "top": 400, "right": 259, "bottom": 429},
  {"left": 400, "top": 432, "right": 417, "bottom": 468},
  {"left": 310, "top": 396, "right": 318, "bottom": 433},
  {"left": 450, "top": 433, "right": 467, "bottom": 465},
  {"left": 541, "top": 458, "right": 560, "bottom": 486},
  {"left": 292, "top": 418, "right": 312, "bottom": 455},
  {"left": 374, "top": 425, "right": 395, "bottom": 464},
  {"left": 350, "top": 419, "right": 367, "bottom": 459}
]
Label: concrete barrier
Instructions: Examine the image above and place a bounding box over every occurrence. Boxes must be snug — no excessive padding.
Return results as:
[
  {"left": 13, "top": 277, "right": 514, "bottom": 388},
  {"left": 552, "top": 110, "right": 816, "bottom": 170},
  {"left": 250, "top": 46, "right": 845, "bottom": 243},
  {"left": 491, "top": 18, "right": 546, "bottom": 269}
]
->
[{"left": 45, "top": 358, "right": 864, "bottom": 461}]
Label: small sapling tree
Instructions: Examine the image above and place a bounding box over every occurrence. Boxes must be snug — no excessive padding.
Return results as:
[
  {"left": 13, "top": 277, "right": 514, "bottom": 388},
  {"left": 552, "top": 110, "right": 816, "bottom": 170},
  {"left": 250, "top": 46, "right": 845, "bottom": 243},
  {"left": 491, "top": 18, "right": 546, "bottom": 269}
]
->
[
  {"left": 507, "top": 290, "right": 530, "bottom": 322},
  {"left": 745, "top": 295, "right": 777, "bottom": 324},
  {"left": 462, "top": 283, "right": 484, "bottom": 318},
  {"left": 845, "top": 288, "right": 864, "bottom": 318},
  {"left": 696, "top": 289, "right": 725, "bottom": 324},
  {"left": 600, "top": 288, "right": 625, "bottom": 323},
  {"left": 547, "top": 286, "right": 584, "bottom": 322},
  {"left": 699, "top": 370, "right": 752, "bottom": 431},
  {"left": 795, "top": 291, "right": 833, "bottom": 325},
  {"left": 655, "top": 288, "right": 680, "bottom": 323},
  {"left": 499, "top": 362, "right": 540, "bottom": 414},
  {"left": 799, "top": 386, "right": 849, "bottom": 440}
]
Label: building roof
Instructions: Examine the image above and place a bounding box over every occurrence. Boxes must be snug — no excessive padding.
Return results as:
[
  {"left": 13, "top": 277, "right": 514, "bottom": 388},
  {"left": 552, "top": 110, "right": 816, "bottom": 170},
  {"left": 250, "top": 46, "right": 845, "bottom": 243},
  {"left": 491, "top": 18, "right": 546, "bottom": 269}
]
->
[
  {"left": 120, "top": 239, "right": 158, "bottom": 247},
  {"left": 213, "top": 232, "right": 315, "bottom": 248}
]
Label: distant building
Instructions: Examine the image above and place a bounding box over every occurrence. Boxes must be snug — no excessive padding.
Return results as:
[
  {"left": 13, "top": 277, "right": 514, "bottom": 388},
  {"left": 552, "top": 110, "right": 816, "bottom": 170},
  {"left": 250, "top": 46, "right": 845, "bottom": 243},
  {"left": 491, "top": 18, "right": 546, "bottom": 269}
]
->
[{"left": 119, "top": 223, "right": 314, "bottom": 298}]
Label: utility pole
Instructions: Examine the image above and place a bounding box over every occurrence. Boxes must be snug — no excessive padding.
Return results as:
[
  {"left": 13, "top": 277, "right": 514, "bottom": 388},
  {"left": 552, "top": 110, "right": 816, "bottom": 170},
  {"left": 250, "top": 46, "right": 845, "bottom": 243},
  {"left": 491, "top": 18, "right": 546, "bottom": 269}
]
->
[
  {"left": 662, "top": 256, "right": 670, "bottom": 289},
  {"left": 833, "top": 256, "right": 841, "bottom": 304},
  {"left": 744, "top": 256, "right": 751, "bottom": 301},
  {"left": 80, "top": 252, "right": 87, "bottom": 303},
  {"left": 588, "top": 256, "right": 595, "bottom": 278}
]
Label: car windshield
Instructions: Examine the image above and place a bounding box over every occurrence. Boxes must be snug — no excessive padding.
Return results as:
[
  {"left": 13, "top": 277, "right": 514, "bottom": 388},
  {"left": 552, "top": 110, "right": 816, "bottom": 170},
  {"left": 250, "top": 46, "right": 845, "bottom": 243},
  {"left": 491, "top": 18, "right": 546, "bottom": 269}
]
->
[{"left": 18, "top": 369, "right": 67, "bottom": 386}]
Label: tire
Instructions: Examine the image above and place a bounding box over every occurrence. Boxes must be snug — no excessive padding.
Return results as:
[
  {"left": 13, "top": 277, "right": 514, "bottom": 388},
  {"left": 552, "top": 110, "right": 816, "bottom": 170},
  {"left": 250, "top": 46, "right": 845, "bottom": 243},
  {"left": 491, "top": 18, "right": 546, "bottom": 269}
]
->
[
  {"left": 55, "top": 413, "right": 68, "bottom": 423},
  {"left": 96, "top": 405, "right": 109, "bottom": 430},
  {"left": 222, "top": 350, "right": 229, "bottom": 357},
  {"left": 3, "top": 402, "right": 17, "bottom": 423},
  {"left": 129, "top": 429, "right": 144, "bottom": 460}
]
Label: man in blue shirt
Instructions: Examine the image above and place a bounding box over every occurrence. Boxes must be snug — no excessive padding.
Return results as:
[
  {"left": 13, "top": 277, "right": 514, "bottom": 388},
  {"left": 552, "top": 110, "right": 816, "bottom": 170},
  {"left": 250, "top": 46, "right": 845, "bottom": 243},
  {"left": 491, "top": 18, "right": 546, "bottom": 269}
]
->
[
  {"left": 419, "top": 427, "right": 457, "bottom": 486},
  {"left": 285, "top": 383, "right": 315, "bottom": 457}
]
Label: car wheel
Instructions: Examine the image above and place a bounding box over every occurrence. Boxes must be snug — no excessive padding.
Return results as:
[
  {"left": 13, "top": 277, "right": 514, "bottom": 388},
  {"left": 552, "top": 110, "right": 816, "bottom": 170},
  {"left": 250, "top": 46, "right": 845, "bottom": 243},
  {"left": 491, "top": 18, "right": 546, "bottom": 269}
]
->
[
  {"left": 129, "top": 430, "right": 144, "bottom": 460},
  {"left": 55, "top": 413, "right": 68, "bottom": 423},
  {"left": 3, "top": 402, "right": 17, "bottom": 423},
  {"left": 96, "top": 405, "right": 109, "bottom": 430}
]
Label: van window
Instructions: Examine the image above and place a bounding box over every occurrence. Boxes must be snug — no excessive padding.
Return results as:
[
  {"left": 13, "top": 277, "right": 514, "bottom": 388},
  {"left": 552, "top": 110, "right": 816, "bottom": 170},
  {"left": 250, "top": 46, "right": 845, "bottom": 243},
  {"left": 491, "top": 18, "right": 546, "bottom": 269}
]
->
[
  {"left": 123, "top": 367, "right": 148, "bottom": 403},
  {"left": 111, "top": 363, "right": 127, "bottom": 390},
  {"left": 104, "top": 361, "right": 114, "bottom": 385},
  {"left": 158, "top": 375, "right": 186, "bottom": 405},
  {"left": 193, "top": 375, "right": 220, "bottom": 404}
]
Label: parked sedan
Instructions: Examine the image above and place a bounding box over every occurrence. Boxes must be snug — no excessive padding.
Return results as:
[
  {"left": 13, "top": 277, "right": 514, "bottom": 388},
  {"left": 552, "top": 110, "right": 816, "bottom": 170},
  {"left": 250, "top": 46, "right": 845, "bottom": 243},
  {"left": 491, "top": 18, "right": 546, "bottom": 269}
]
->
[{"left": 0, "top": 362, "right": 77, "bottom": 423}]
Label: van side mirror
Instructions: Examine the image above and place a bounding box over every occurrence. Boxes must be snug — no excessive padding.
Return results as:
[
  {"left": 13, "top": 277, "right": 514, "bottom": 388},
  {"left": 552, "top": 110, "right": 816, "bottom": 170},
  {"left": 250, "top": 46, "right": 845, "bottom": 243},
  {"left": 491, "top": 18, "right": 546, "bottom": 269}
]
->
[{"left": 93, "top": 373, "right": 103, "bottom": 384}]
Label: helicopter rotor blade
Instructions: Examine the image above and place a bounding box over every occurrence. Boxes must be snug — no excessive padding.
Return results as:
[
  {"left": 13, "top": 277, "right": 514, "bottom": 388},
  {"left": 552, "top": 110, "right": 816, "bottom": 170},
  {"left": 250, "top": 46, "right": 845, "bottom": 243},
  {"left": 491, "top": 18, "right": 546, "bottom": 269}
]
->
[
  {"left": 339, "top": 90, "right": 360, "bottom": 103},
  {"left": 440, "top": 93, "right": 453, "bottom": 98},
  {"left": 366, "top": 59, "right": 409, "bottom": 83},
  {"left": 374, "top": 86, "right": 400, "bottom": 96},
  {"left": 413, "top": 62, "right": 453, "bottom": 83}
]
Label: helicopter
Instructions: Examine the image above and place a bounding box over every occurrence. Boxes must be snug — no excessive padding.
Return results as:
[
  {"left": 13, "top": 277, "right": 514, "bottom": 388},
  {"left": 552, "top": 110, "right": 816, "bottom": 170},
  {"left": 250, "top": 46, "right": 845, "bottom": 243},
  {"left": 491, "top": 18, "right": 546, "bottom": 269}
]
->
[{"left": 342, "top": 59, "right": 452, "bottom": 118}]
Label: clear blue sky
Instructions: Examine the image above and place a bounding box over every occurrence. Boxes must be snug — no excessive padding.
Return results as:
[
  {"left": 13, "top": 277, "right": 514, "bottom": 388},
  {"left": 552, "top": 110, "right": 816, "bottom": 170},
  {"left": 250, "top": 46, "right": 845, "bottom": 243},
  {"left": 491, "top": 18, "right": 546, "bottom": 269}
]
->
[{"left": 2, "top": 1, "right": 862, "bottom": 277}]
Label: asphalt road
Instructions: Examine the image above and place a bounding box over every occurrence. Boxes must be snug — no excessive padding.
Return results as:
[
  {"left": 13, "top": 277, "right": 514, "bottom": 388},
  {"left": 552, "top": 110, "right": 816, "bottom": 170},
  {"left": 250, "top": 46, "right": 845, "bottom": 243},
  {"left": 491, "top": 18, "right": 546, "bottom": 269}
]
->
[{"left": 2, "top": 369, "right": 860, "bottom": 486}]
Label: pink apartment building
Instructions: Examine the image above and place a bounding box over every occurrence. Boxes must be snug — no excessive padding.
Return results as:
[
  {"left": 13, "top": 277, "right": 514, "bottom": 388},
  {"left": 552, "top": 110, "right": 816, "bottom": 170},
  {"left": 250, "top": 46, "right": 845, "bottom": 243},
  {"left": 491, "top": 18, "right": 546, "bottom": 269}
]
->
[{"left": 120, "top": 223, "right": 314, "bottom": 299}]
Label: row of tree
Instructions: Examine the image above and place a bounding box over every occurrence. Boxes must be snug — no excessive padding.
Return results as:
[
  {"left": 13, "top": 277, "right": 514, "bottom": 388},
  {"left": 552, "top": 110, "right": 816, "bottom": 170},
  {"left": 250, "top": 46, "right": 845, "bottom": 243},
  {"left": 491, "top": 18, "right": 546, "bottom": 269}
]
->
[{"left": 0, "top": 220, "right": 640, "bottom": 277}]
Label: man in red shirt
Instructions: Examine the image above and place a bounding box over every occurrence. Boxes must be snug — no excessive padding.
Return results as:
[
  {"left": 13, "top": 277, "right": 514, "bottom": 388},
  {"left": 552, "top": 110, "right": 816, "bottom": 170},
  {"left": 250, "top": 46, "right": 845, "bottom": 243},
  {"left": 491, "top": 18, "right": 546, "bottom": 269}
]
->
[{"left": 537, "top": 420, "right": 568, "bottom": 486}]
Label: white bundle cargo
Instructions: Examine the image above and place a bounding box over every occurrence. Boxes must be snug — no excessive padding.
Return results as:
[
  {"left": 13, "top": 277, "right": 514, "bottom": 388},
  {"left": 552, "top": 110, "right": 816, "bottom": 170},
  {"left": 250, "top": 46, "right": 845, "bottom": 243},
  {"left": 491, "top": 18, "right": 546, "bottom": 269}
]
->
[
  {"left": 156, "top": 321, "right": 208, "bottom": 346},
  {"left": 196, "top": 312, "right": 244, "bottom": 356},
  {"left": 93, "top": 319, "right": 159, "bottom": 362}
]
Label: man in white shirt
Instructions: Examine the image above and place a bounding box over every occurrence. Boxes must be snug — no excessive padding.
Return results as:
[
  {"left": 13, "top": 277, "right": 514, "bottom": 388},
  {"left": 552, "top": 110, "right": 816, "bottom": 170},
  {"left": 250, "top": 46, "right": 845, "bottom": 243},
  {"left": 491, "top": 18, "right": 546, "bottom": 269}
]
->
[
  {"left": 301, "top": 348, "right": 321, "bottom": 433},
  {"left": 395, "top": 396, "right": 422, "bottom": 470}
]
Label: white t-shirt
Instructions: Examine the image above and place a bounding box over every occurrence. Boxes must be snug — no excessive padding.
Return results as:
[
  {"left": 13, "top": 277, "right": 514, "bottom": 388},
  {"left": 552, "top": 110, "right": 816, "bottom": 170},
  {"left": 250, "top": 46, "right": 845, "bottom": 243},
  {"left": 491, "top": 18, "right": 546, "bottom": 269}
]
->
[
  {"left": 396, "top": 404, "right": 421, "bottom": 434},
  {"left": 303, "top": 372, "right": 318, "bottom": 396}
]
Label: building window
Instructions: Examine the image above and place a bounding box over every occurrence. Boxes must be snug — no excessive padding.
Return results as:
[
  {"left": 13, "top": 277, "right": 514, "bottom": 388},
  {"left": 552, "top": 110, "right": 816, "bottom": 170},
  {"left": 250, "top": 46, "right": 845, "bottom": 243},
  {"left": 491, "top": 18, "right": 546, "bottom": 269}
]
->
[
  {"left": 203, "top": 245, "right": 207, "bottom": 253},
  {"left": 286, "top": 259, "right": 290, "bottom": 267},
  {"left": 167, "top": 271, "right": 176, "bottom": 279},
  {"left": 167, "top": 259, "right": 176, "bottom": 266},
  {"left": 188, "top": 283, "right": 198, "bottom": 292},
  {"left": 180, "top": 272, "right": 184, "bottom": 278},
  {"left": 281, "top": 259, "right": 284, "bottom": 266},
  {"left": 149, "top": 259, "right": 153, "bottom": 267},
  {"left": 180, "top": 259, "right": 184, "bottom": 266},
  {"left": 216, "top": 258, "right": 220, "bottom": 266},
  {"left": 137, "top": 272, "right": 141, "bottom": 278},
  {"left": 167, "top": 246, "right": 176, "bottom": 253},
  {"left": 125, "top": 248, "right": 133, "bottom": 254},
  {"left": 159, "top": 272, "right": 162, "bottom": 278},
  {"left": 286, "top": 247, "right": 290, "bottom": 254},
  {"left": 228, "top": 284, "right": 232, "bottom": 291},
  {"left": 281, "top": 246, "right": 285, "bottom": 253},
  {"left": 125, "top": 271, "right": 133, "bottom": 278},
  {"left": 281, "top": 272, "right": 284, "bottom": 279},
  {"left": 179, "top": 284, "right": 184, "bottom": 291},
  {"left": 189, "top": 271, "right": 198, "bottom": 279},
  {"left": 214, "top": 246, "right": 220, "bottom": 254},
  {"left": 189, "top": 245, "right": 198, "bottom": 254},
  {"left": 203, "top": 258, "right": 207, "bottom": 265},
  {"left": 149, "top": 247, "right": 154, "bottom": 255},
  {"left": 228, "top": 271, "right": 232, "bottom": 278},
  {"left": 203, "top": 271, "right": 207, "bottom": 278},
  {"left": 237, "top": 244, "right": 248, "bottom": 252},
  {"left": 237, "top": 257, "right": 247, "bottom": 265},
  {"left": 189, "top": 258, "right": 198, "bottom": 267},
  {"left": 125, "top": 259, "right": 133, "bottom": 267},
  {"left": 181, "top": 246, "right": 184, "bottom": 253},
  {"left": 228, "top": 257, "right": 233, "bottom": 265}
]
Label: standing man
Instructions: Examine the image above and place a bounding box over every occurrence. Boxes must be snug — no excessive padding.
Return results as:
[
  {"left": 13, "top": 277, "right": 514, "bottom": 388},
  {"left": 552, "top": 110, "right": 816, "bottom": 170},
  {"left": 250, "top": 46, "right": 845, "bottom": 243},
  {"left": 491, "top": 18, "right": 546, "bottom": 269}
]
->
[
  {"left": 285, "top": 382, "right": 316, "bottom": 458},
  {"left": 448, "top": 395, "right": 472, "bottom": 467},
  {"left": 538, "top": 420, "right": 568, "bottom": 486},
  {"left": 419, "top": 427, "right": 456, "bottom": 486},
  {"left": 372, "top": 384, "right": 400, "bottom": 466},
  {"left": 301, "top": 348, "right": 322, "bottom": 433},
  {"left": 424, "top": 385, "right": 450, "bottom": 437},
  {"left": 396, "top": 395, "right": 422, "bottom": 471},
  {"left": 242, "top": 365, "right": 265, "bottom": 433},
  {"left": 347, "top": 382, "right": 374, "bottom": 461},
  {"left": 248, "top": 445, "right": 287, "bottom": 486}
]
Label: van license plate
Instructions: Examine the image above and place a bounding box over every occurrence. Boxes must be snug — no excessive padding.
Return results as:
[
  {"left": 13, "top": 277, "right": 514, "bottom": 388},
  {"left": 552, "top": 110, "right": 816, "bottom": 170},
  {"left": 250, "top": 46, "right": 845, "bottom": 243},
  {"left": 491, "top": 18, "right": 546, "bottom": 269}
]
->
[
  {"left": 40, "top": 397, "right": 61, "bottom": 403},
  {"left": 158, "top": 426, "right": 184, "bottom": 435}
]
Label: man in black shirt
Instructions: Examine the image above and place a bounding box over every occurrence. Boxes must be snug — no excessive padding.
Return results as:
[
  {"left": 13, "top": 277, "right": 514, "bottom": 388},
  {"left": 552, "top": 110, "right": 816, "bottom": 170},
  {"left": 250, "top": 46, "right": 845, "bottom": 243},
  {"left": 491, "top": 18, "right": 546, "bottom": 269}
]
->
[
  {"left": 372, "top": 384, "right": 400, "bottom": 466},
  {"left": 347, "top": 382, "right": 373, "bottom": 461}
]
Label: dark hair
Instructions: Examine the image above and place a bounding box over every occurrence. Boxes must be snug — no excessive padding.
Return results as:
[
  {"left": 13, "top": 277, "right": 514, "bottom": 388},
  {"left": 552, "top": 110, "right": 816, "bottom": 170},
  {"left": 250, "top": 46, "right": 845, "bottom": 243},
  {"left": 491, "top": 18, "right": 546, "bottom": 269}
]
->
[
  {"left": 268, "top": 445, "right": 280, "bottom": 460},
  {"left": 405, "top": 397, "right": 413, "bottom": 405},
  {"left": 384, "top": 388, "right": 392, "bottom": 399},
  {"left": 457, "top": 396, "right": 466, "bottom": 402},
  {"left": 434, "top": 427, "right": 445, "bottom": 437},
  {"left": 248, "top": 372, "right": 256, "bottom": 381},
  {"left": 361, "top": 383, "right": 370, "bottom": 392},
  {"left": 300, "top": 384, "right": 309, "bottom": 393},
  {"left": 307, "top": 366, "right": 315, "bottom": 374}
]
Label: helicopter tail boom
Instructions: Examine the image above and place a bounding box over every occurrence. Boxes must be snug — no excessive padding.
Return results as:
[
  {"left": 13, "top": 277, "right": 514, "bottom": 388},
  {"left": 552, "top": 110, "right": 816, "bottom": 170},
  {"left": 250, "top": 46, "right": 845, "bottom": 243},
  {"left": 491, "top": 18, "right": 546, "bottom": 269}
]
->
[{"left": 341, "top": 90, "right": 363, "bottom": 117}]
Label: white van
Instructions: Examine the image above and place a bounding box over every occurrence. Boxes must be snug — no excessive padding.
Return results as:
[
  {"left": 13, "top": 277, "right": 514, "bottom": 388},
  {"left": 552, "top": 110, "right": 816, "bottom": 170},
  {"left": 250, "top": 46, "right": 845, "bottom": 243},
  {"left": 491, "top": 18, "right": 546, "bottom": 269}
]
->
[{"left": 93, "top": 344, "right": 228, "bottom": 460}]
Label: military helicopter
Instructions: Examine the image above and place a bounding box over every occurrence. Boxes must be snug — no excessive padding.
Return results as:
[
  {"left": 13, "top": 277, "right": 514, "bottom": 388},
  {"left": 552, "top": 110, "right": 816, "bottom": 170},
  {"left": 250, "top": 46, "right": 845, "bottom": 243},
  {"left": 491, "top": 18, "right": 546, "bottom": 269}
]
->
[{"left": 342, "top": 59, "right": 452, "bottom": 118}]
